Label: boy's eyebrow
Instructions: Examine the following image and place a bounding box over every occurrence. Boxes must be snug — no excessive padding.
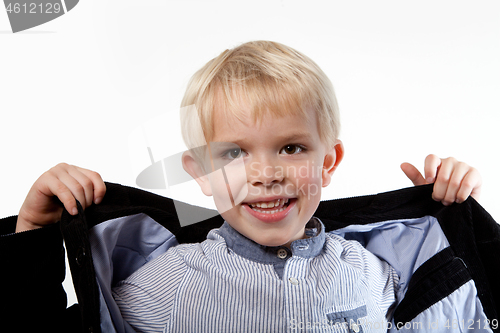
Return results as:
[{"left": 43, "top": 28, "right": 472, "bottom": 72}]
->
[
  {"left": 274, "top": 132, "right": 313, "bottom": 142},
  {"left": 212, "top": 132, "right": 313, "bottom": 145}
]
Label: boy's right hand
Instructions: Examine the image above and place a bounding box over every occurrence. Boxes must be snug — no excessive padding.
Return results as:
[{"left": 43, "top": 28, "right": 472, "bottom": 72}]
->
[{"left": 16, "top": 163, "right": 106, "bottom": 233}]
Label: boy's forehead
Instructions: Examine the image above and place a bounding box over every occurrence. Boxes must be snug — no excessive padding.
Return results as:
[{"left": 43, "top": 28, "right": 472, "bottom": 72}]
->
[{"left": 210, "top": 106, "right": 317, "bottom": 143}]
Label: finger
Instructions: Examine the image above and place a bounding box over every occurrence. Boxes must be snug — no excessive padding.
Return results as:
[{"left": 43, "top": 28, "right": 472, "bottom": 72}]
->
[
  {"left": 66, "top": 167, "right": 98, "bottom": 209},
  {"left": 441, "top": 162, "right": 470, "bottom": 205},
  {"left": 432, "top": 157, "right": 456, "bottom": 203},
  {"left": 469, "top": 167, "right": 482, "bottom": 201},
  {"left": 455, "top": 167, "right": 482, "bottom": 203},
  {"left": 77, "top": 167, "right": 106, "bottom": 204},
  {"left": 400, "top": 163, "right": 426, "bottom": 186},
  {"left": 55, "top": 171, "right": 90, "bottom": 212},
  {"left": 43, "top": 176, "right": 79, "bottom": 215},
  {"left": 423, "top": 154, "right": 442, "bottom": 184}
]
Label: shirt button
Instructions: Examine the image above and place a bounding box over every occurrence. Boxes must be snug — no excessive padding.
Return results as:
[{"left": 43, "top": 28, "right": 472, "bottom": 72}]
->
[
  {"left": 277, "top": 248, "right": 287, "bottom": 259},
  {"left": 351, "top": 322, "right": 360, "bottom": 333},
  {"left": 288, "top": 277, "right": 299, "bottom": 285}
]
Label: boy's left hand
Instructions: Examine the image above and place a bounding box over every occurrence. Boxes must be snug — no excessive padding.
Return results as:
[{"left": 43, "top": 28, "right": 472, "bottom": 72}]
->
[{"left": 401, "top": 154, "right": 482, "bottom": 206}]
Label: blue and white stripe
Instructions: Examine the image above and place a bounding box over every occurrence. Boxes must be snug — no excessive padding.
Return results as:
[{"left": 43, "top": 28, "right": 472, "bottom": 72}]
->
[{"left": 113, "top": 219, "right": 398, "bottom": 332}]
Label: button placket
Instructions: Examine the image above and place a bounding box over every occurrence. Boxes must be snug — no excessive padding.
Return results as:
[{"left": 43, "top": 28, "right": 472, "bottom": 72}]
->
[
  {"left": 350, "top": 320, "right": 360, "bottom": 333},
  {"left": 282, "top": 257, "right": 309, "bottom": 329}
]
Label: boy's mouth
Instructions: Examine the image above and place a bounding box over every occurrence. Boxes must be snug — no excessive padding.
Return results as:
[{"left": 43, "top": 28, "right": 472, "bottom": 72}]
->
[
  {"left": 247, "top": 198, "right": 290, "bottom": 214},
  {"left": 243, "top": 198, "right": 296, "bottom": 223}
]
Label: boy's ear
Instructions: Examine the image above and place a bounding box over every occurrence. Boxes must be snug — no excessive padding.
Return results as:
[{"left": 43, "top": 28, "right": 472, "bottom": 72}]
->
[
  {"left": 182, "top": 151, "right": 213, "bottom": 196},
  {"left": 322, "top": 140, "right": 344, "bottom": 188}
]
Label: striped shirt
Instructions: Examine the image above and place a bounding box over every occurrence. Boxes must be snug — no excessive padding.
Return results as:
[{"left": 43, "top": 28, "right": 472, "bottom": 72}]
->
[{"left": 112, "top": 218, "right": 398, "bottom": 332}]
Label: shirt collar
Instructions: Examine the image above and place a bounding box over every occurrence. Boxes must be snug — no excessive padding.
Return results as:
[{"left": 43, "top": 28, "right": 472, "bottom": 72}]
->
[{"left": 217, "top": 217, "right": 326, "bottom": 265}]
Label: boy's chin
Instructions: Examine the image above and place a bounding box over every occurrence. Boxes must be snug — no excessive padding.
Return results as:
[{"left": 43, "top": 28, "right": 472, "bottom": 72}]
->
[
  {"left": 248, "top": 231, "right": 303, "bottom": 248},
  {"left": 254, "top": 238, "right": 286, "bottom": 247},
  {"left": 227, "top": 226, "right": 289, "bottom": 247}
]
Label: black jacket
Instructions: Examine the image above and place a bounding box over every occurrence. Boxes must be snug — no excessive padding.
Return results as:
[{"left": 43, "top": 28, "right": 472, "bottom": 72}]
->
[{"left": 1, "top": 182, "right": 499, "bottom": 333}]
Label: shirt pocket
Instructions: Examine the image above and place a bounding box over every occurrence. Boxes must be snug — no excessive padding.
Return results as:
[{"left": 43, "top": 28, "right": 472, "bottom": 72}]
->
[{"left": 327, "top": 305, "right": 367, "bottom": 333}]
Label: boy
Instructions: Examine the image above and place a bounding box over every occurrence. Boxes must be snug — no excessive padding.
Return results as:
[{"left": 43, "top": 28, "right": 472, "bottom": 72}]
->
[{"left": 15, "top": 41, "right": 482, "bottom": 332}]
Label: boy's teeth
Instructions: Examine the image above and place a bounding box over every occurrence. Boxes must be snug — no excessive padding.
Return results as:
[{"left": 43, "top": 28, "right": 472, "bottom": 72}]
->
[
  {"left": 249, "top": 198, "right": 289, "bottom": 210},
  {"left": 252, "top": 207, "right": 286, "bottom": 214}
]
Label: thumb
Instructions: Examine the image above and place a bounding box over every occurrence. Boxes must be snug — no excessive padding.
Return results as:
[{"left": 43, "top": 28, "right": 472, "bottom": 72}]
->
[{"left": 401, "top": 162, "right": 427, "bottom": 186}]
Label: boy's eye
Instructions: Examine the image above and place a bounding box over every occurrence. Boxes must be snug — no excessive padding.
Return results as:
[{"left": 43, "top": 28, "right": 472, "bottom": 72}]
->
[
  {"left": 281, "top": 145, "right": 303, "bottom": 155},
  {"left": 223, "top": 148, "right": 243, "bottom": 159}
]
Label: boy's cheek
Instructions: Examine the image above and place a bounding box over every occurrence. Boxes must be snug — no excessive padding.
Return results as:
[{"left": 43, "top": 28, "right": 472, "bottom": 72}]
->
[
  {"left": 297, "top": 161, "right": 321, "bottom": 178},
  {"left": 208, "top": 173, "right": 248, "bottom": 213},
  {"left": 208, "top": 173, "right": 233, "bottom": 212},
  {"left": 232, "top": 186, "right": 248, "bottom": 205},
  {"left": 295, "top": 163, "right": 323, "bottom": 183},
  {"left": 206, "top": 156, "right": 248, "bottom": 209},
  {"left": 224, "top": 159, "right": 248, "bottom": 204},
  {"left": 294, "top": 165, "right": 324, "bottom": 199},
  {"left": 296, "top": 181, "right": 322, "bottom": 199}
]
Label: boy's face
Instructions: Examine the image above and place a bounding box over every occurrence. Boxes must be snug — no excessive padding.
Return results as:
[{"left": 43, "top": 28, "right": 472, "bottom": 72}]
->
[{"left": 184, "top": 107, "right": 343, "bottom": 248}]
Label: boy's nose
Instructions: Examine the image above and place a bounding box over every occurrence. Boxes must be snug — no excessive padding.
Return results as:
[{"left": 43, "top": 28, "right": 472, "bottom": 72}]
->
[{"left": 248, "top": 159, "right": 284, "bottom": 186}]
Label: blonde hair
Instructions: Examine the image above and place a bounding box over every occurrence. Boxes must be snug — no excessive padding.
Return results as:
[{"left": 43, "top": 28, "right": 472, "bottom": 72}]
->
[{"left": 180, "top": 41, "right": 340, "bottom": 157}]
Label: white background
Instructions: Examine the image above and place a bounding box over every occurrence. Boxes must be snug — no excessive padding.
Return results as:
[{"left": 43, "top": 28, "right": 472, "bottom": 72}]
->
[{"left": 1, "top": 0, "right": 499, "bottom": 307}]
